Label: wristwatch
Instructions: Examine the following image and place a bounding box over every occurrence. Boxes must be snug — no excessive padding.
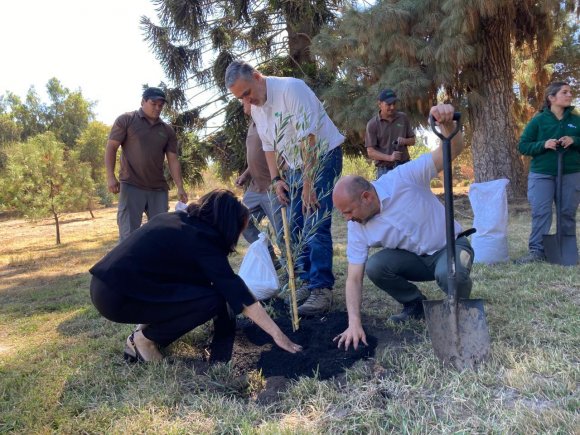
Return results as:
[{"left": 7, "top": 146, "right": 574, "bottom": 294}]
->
[{"left": 271, "top": 175, "right": 283, "bottom": 184}]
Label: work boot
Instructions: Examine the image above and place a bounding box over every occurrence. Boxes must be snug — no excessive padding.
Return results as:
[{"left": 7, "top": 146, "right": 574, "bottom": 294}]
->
[
  {"left": 297, "top": 288, "right": 333, "bottom": 316},
  {"left": 389, "top": 296, "right": 426, "bottom": 323},
  {"left": 284, "top": 282, "right": 310, "bottom": 306},
  {"left": 513, "top": 250, "right": 546, "bottom": 265}
]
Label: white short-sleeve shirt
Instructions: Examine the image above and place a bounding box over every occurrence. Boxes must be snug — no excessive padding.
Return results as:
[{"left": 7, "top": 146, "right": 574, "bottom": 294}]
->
[
  {"left": 346, "top": 154, "right": 463, "bottom": 264},
  {"left": 251, "top": 76, "right": 344, "bottom": 169}
]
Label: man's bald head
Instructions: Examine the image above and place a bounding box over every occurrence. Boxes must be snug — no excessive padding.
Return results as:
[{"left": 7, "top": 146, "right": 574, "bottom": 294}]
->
[
  {"left": 334, "top": 175, "right": 372, "bottom": 200},
  {"left": 334, "top": 175, "right": 373, "bottom": 202},
  {"left": 333, "top": 175, "right": 380, "bottom": 223}
]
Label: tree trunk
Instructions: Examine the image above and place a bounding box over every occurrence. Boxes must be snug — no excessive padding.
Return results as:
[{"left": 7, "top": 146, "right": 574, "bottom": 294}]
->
[
  {"left": 53, "top": 211, "right": 61, "bottom": 245},
  {"left": 467, "top": 15, "right": 527, "bottom": 199},
  {"left": 283, "top": 3, "right": 318, "bottom": 70},
  {"left": 287, "top": 26, "right": 314, "bottom": 66},
  {"left": 88, "top": 199, "right": 95, "bottom": 219}
]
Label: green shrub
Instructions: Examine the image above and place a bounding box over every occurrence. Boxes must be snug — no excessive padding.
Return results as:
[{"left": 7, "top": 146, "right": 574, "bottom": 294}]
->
[
  {"left": 430, "top": 178, "right": 443, "bottom": 188},
  {"left": 342, "top": 155, "right": 375, "bottom": 179}
]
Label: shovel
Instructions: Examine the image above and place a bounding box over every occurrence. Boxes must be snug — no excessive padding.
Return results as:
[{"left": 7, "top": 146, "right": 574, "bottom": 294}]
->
[
  {"left": 543, "top": 147, "right": 578, "bottom": 266},
  {"left": 422, "top": 112, "right": 491, "bottom": 371}
]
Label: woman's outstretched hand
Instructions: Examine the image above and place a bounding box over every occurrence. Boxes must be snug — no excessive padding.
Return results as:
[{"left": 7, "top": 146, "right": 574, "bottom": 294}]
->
[
  {"left": 272, "top": 331, "right": 303, "bottom": 353},
  {"left": 242, "top": 301, "right": 302, "bottom": 354}
]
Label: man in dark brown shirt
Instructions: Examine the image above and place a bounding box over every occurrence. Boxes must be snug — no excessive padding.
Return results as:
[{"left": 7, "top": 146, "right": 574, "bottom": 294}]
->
[
  {"left": 365, "top": 89, "right": 415, "bottom": 179},
  {"left": 235, "top": 101, "right": 283, "bottom": 265},
  {"left": 105, "top": 87, "right": 188, "bottom": 241}
]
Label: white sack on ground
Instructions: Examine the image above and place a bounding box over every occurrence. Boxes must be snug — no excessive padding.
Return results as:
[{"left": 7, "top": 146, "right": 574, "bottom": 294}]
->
[{"left": 468, "top": 178, "right": 510, "bottom": 264}]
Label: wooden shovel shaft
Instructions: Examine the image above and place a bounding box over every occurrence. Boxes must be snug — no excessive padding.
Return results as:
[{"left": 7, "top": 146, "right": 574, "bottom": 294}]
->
[{"left": 281, "top": 207, "right": 299, "bottom": 331}]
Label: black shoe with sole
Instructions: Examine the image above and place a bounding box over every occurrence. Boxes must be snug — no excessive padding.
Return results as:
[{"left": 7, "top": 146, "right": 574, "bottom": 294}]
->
[
  {"left": 123, "top": 331, "right": 163, "bottom": 363},
  {"left": 389, "top": 296, "right": 426, "bottom": 323},
  {"left": 124, "top": 332, "right": 146, "bottom": 363}
]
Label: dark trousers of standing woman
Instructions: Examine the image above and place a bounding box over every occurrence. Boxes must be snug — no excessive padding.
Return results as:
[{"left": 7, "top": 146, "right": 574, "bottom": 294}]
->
[{"left": 90, "top": 276, "right": 232, "bottom": 347}]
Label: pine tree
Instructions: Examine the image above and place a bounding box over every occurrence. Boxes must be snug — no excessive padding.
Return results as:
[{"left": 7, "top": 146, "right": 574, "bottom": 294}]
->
[
  {"left": 313, "top": 0, "right": 579, "bottom": 197},
  {"left": 1, "top": 133, "right": 94, "bottom": 244},
  {"left": 142, "top": 0, "right": 341, "bottom": 97},
  {"left": 140, "top": 0, "right": 343, "bottom": 178}
]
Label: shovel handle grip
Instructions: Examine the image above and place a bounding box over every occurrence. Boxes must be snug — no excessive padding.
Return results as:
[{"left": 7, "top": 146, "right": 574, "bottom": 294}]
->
[{"left": 429, "top": 113, "right": 462, "bottom": 142}]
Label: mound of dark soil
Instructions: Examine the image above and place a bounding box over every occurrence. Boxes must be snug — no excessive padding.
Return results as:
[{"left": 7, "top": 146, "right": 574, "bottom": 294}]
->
[{"left": 207, "top": 300, "right": 418, "bottom": 381}]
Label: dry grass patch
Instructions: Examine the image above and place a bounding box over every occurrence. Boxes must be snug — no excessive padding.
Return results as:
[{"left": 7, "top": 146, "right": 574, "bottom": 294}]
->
[{"left": 0, "top": 190, "right": 578, "bottom": 433}]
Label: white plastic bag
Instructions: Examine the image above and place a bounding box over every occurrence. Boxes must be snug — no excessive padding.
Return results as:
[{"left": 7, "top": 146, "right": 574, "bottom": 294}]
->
[
  {"left": 468, "top": 178, "right": 510, "bottom": 264},
  {"left": 174, "top": 201, "right": 188, "bottom": 211},
  {"left": 238, "top": 233, "right": 280, "bottom": 300}
]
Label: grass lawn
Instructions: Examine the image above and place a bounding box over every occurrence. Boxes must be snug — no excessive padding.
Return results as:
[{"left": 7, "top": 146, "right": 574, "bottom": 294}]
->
[{"left": 0, "top": 191, "right": 578, "bottom": 434}]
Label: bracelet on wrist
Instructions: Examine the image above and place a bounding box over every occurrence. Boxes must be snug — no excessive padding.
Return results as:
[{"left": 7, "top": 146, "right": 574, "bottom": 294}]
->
[{"left": 271, "top": 176, "right": 282, "bottom": 184}]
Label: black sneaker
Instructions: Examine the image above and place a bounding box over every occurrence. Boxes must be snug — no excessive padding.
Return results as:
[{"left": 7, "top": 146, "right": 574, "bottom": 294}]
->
[{"left": 389, "top": 296, "right": 426, "bottom": 323}]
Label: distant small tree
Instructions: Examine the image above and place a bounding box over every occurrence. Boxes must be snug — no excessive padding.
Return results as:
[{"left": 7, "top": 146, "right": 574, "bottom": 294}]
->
[
  {"left": 0, "top": 113, "right": 22, "bottom": 145},
  {"left": 0, "top": 78, "right": 95, "bottom": 147},
  {"left": 76, "top": 121, "right": 112, "bottom": 205},
  {"left": 1, "top": 89, "right": 45, "bottom": 141},
  {"left": 45, "top": 78, "right": 95, "bottom": 148},
  {"left": 1, "top": 132, "right": 94, "bottom": 244},
  {"left": 0, "top": 113, "right": 22, "bottom": 172}
]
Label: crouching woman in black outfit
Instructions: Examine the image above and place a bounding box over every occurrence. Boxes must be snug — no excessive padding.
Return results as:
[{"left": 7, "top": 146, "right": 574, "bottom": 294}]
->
[{"left": 89, "top": 189, "right": 302, "bottom": 362}]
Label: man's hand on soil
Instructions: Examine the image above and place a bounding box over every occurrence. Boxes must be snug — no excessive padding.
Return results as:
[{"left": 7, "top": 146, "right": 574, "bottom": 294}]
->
[{"left": 334, "top": 324, "right": 368, "bottom": 351}]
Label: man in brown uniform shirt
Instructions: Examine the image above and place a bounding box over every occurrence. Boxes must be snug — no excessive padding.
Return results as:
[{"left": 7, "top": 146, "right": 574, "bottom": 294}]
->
[
  {"left": 235, "top": 101, "right": 283, "bottom": 264},
  {"left": 365, "top": 89, "right": 415, "bottom": 179},
  {"left": 105, "top": 87, "right": 188, "bottom": 242}
]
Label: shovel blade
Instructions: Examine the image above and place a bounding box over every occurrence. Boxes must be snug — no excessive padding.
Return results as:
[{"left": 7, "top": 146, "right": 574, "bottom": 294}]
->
[
  {"left": 543, "top": 234, "right": 578, "bottom": 266},
  {"left": 423, "top": 299, "right": 490, "bottom": 371}
]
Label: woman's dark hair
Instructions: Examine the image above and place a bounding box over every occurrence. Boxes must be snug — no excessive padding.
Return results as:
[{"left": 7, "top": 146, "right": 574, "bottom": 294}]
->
[
  {"left": 543, "top": 81, "right": 569, "bottom": 109},
  {"left": 186, "top": 189, "right": 249, "bottom": 253}
]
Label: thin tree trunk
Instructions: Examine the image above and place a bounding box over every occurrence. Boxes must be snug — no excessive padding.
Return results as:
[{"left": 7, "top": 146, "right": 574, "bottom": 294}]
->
[
  {"left": 53, "top": 211, "right": 61, "bottom": 245},
  {"left": 467, "top": 15, "right": 527, "bottom": 199}
]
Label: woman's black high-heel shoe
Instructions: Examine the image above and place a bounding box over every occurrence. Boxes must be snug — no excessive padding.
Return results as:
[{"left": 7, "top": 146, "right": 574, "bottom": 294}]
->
[
  {"left": 124, "top": 332, "right": 145, "bottom": 363},
  {"left": 123, "top": 331, "right": 163, "bottom": 363}
]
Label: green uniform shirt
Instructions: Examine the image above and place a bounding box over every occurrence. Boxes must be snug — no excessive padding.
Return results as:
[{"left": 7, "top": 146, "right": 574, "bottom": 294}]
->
[{"left": 518, "top": 106, "right": 580, "bottom": 176}]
